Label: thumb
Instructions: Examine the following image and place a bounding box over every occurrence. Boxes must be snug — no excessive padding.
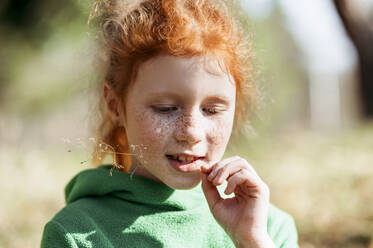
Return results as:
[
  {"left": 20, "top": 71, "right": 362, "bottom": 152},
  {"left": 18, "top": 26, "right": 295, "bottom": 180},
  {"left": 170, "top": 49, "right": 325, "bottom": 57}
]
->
[{"left": 201, "top": 173, "right": 222, "bottom": 211}]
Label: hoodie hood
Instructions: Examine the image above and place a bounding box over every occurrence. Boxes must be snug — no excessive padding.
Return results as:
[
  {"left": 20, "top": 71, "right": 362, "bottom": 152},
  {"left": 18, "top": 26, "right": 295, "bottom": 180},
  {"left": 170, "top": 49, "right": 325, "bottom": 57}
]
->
[{"left": 64, "top": 165, "right": 205, "bottom": 210}]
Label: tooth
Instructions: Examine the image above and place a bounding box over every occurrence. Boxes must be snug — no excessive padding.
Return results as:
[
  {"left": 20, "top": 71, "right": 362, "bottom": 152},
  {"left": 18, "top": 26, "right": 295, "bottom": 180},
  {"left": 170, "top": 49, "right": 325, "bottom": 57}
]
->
[
  {"left": 179, "top": 155, "right": 186, "bottom": 161},
  {"left": 186, "top": 156, "right": 194, "bottom": 162}
]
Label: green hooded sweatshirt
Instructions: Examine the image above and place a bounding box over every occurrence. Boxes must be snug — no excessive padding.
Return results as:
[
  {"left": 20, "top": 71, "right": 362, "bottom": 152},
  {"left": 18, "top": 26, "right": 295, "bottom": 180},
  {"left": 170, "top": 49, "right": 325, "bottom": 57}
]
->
[{"left": 41, "top": 165, "right": 299, "bottom": 248}]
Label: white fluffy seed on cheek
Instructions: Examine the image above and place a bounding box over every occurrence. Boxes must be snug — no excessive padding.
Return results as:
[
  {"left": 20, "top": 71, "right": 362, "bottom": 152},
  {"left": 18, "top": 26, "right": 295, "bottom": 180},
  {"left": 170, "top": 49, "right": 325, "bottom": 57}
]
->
[{"left": 132, "top": 111, "right": 173, "bottom": 159}]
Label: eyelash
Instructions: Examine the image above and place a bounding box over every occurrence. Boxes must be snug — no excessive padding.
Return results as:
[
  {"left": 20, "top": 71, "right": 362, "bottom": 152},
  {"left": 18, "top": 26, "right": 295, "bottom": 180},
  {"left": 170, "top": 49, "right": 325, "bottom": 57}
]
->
[
  {"left": 152, "top": 106, "right": 221, "bottom": 115},
  {"left": 154, "top": 106, "right": 178, "bottom": 113},
  {"left": 202, "top": 107, "right": 218, "bottom": 115}
]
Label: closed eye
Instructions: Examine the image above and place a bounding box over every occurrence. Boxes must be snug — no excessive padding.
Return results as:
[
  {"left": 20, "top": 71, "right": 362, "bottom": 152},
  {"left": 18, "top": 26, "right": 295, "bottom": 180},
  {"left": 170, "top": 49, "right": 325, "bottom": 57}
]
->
[
  {"left": 202, "top": 106, "right": 225, "bottom": 115},
  {"left": 152, "top": 106, "right": 178, "bottom": 113}
]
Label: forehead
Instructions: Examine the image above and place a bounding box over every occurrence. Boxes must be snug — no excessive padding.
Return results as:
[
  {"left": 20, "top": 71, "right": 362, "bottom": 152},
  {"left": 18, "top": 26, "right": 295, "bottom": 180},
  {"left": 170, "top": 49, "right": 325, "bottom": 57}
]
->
[{"left": 131, "top": 55, "right": 236, "bottom": 101}]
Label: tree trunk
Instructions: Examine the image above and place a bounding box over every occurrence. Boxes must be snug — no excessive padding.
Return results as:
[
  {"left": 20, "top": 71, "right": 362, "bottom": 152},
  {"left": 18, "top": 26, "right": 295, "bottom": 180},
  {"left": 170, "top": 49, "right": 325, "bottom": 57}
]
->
[{"left": 333, "top": 0, "right": 373, "bottom": 118}]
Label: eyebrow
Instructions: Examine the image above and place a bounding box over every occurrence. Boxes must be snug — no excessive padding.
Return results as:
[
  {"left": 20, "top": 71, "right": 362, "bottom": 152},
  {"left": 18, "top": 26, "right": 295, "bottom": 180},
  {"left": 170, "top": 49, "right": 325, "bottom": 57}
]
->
[
  {"left": 147, "top": 92, "right": 232, "bottom": 105},
  {"left": 204, "top": 95, "right": 231, "bottom": 105},
  {"left": 147, "top": 92, "right": 183, "bottom": 100}
]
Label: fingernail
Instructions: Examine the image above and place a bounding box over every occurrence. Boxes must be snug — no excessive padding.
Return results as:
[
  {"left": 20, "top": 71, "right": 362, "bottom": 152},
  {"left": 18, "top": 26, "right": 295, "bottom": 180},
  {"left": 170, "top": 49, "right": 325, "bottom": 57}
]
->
[{"left": 213, "top": 177, "right": 220, "bottom": 185}]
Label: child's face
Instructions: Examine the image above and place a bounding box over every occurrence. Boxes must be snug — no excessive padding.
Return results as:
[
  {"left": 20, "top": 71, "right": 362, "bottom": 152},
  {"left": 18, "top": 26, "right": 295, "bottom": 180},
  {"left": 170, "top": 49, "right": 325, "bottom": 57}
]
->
[{"left": 120, "top": 55, "right": 236, "bottom": 189}]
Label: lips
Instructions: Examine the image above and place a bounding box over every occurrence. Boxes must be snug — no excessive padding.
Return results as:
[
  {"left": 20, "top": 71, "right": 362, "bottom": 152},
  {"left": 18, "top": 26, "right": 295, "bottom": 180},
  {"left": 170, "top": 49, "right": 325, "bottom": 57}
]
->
[
  {"left": 165, "top": 153, "right": 206, "bottom": 172},
  {"left": 166, "top": 154, "right": 204, "bottom": 164}
]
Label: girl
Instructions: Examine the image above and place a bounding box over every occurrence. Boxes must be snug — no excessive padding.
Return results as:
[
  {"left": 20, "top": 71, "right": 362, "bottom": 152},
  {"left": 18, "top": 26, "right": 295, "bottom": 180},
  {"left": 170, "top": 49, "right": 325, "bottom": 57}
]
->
[{"left": 41, "top": 0, "right": 299, "bottom": 247}]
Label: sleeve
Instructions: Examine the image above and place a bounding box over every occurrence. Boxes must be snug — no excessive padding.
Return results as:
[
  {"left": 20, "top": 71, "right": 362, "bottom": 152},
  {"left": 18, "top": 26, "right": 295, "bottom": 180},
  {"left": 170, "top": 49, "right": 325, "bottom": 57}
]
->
[
  {"left": 267, "top": 206, "right": 299, "bottom": 248},
  {"left": 278, "top": 215, "right": 299, "bottom": 248},
  {"left": 41, "top": 220, "right": 78, "bottom": 248}
]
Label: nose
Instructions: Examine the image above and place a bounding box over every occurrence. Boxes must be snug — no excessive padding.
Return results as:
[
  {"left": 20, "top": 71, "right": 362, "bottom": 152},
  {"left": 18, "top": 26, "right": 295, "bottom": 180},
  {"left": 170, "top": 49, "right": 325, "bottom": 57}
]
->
[{"left": 174, "top": 111, "right": 204, "bottom": 145}]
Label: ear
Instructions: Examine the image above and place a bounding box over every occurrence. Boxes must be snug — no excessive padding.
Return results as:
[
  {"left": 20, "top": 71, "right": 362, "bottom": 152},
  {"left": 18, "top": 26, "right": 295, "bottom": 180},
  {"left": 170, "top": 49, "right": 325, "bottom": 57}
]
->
[{"left": 103, "top": 82, "right": 123, "bottom": 125}]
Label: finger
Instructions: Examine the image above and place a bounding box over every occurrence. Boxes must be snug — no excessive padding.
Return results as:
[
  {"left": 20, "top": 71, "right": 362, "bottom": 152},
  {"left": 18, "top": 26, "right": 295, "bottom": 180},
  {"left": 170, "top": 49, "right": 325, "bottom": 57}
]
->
[
  {"left": 243, "top": 160, "right": 260, "bottom": 178},
  {"left": 195, "top": 159, "right": 210, "bottom": 173},
  {"left": 200, "top": 161, "right": 215, "bottom": 174},
  {"left": 211, "top": 159, "right": 247, "bottom": 186},
  {"left": 201, "top": 173, "right": 222, "bottom": 211},
  {"left": 224, "top": 170, "right": 269, "bottom": 199},
  {"left": 207, "top": 156, "right": 240, "bottom": 181}
]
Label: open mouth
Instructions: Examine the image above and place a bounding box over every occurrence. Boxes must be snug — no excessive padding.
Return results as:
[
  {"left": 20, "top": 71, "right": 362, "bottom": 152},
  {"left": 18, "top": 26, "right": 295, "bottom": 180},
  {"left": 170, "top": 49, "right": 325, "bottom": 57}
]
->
[
  {"left": 165, "top": 154, "right": 207, "bottom": 172},
  {"left": 165, "top": 154, "right": 205, "bottom": 165}
]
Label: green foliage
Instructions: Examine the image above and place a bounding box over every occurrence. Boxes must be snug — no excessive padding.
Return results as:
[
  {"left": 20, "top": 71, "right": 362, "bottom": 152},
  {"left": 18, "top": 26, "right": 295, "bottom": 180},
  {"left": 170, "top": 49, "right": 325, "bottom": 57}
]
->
[{"left": 0, "top": 0, "right": 94, "bottom": 115}]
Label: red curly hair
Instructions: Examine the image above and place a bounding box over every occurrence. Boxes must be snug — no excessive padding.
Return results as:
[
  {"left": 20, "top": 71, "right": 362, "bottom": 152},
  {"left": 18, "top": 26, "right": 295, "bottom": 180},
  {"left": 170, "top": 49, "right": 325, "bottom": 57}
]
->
[{"left": 90, "top": 0, "right": 254, "bottom": 171}]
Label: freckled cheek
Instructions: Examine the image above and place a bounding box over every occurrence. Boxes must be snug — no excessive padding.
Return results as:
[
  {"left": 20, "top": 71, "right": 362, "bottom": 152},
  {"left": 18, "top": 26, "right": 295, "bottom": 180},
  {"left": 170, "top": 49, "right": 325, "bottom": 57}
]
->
[
  {"left": 208, "top": 117, "right": 234, "bottom": 153},
  {"left": 132, "top": 111, "right": 174, "bottom": 150}
]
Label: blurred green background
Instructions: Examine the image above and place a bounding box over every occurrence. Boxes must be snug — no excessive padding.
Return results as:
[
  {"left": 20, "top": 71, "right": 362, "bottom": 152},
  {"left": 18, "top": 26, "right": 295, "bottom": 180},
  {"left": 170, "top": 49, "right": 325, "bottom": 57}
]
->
[{"left": 0, "top": 0, "right": 372, "bottom": 247}]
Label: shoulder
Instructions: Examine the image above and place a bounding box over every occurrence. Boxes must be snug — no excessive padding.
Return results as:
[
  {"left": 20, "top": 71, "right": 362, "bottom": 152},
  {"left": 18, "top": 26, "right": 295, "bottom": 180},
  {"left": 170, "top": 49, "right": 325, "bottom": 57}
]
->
[
  {"left": 43, "top": 195, "right": 114, "bottom": 229},
  {"left": 267, "top": 204, "right": 299, "bottom": 248},
  {"left": 41, "top": 197, "right": 111, "bottom": 248},
  {"left": 41, "top": 219, "right": 77, "bottom": 248},
  {"left": 41, "top": 201, "right": 87, "bottom": 248}
]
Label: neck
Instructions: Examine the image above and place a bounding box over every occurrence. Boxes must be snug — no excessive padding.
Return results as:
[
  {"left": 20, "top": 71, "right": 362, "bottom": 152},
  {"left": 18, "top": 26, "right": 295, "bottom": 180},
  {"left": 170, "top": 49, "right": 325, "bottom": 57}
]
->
[{"left": 127, "top": 161, "right": 162, "bottom": 183}]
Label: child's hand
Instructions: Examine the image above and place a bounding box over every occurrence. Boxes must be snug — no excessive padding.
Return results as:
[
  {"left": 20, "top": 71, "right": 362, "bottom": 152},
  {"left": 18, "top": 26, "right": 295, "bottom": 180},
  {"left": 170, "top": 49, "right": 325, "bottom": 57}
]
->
[{"left": 200, "top": 156, "right": 276, "bottom": 248}]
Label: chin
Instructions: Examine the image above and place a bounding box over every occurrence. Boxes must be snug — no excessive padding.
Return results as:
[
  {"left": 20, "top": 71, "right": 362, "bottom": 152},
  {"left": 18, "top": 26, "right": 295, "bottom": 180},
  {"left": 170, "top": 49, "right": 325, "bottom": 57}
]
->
[{"left": 163, "top": 174, "right": 202, "bottom": 190}]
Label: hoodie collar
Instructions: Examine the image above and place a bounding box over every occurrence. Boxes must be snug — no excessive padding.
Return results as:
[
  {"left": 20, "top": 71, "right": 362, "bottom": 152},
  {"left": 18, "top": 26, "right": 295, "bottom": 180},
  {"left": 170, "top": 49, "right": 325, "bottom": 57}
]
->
[{"left": 65, "top": 165, "right": 206, "bottom": 210}]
